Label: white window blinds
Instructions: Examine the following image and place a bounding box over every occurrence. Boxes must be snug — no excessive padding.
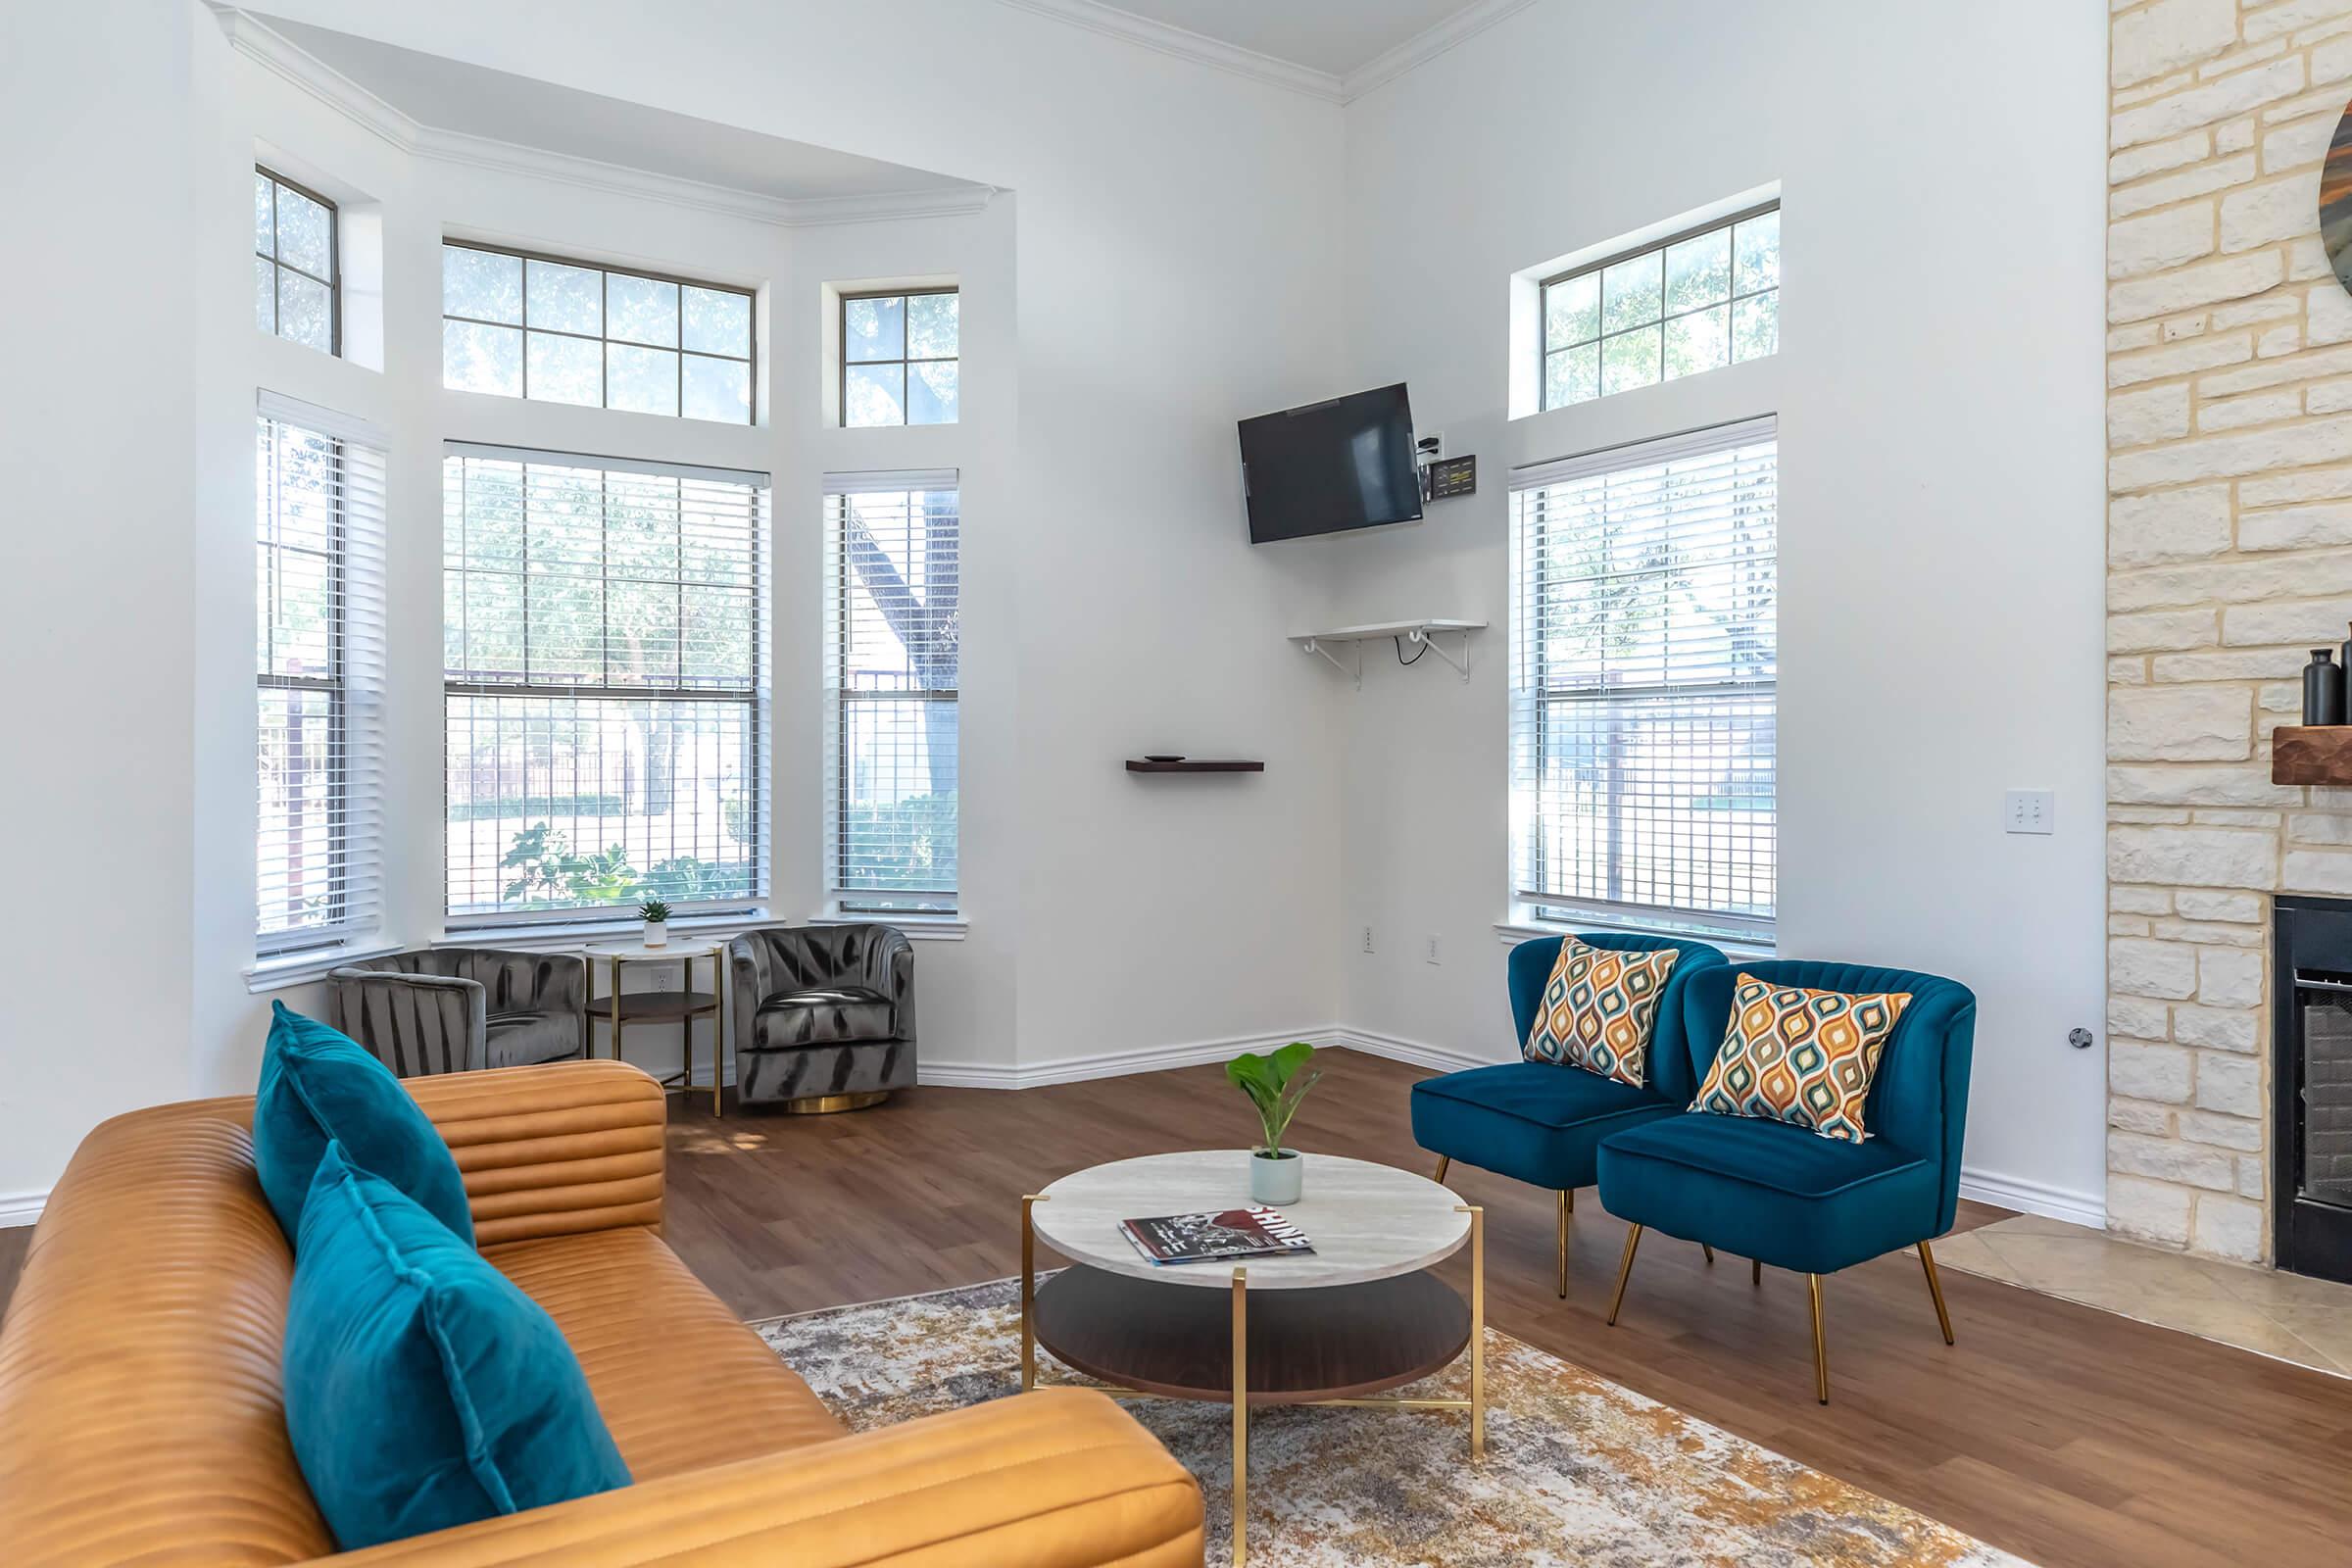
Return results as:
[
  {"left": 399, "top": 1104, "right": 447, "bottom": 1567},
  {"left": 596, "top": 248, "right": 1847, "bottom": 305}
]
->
[
  {"left": 1509, "top": 416, "right": 1777, "bottom": 938},
  {"left": 442, "top": 444, "right": 770, "bottom": 921},
  {"left": 823, "top": 471, "right": 959, "bottom": 911},
  {"left": 257, "top": 395, "right": 387, "bottom": 954}
]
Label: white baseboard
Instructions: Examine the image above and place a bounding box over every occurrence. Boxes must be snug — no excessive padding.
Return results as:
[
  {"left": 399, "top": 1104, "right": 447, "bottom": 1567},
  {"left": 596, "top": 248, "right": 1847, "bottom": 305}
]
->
[
  {"left": 1957, "top": 1167, "right": 2105, "bottom": 1229},
  {"left": 1321, "top": 1027, "right": 1502, "bottom": 1076},
  {"left": 0, "top": 1189, "right": 48, "bottom": 1229},
  {"left": 918, "top": 1025, "right": 1348, "bottom": 1091}
]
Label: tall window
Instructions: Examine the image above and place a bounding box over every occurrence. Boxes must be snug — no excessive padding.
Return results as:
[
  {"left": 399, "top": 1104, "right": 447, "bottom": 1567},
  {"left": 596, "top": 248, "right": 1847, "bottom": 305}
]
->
[
  {"left": 441, "top": 243, "right": 755, "bottom": 424},
  {"left": 1509, "top": 417, "right": 1777, "bottom": 940},
  {"left": 255, "top": 167, "right": 338, "bottom": 355},
  {"left": 443, "top": 446, "right": 769, "bottom": 921},
  {"left": 257, "top": 399, "right": 385, "bottom": 954},
  {"left": 842, "top": 290, "right": 958, "bottom": 427},
  {"left": 1541, "top": 204, "right": 1778, "bottom": 410},
  {"left": 824, "top": 473, "right": 959, "bottom": 911}
]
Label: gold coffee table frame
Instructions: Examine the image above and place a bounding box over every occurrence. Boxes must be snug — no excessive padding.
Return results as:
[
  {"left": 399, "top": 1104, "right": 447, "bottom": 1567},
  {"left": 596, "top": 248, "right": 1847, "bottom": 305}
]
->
[{"left": 1019, "top": 1192, "right": 1485, "bottom": 1567}]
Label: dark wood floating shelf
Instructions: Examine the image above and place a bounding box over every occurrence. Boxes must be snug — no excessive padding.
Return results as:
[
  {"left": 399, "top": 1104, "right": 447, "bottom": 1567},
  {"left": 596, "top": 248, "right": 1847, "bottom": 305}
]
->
[
  {"left": 1125, "top": 759, "right": 1265, "bottom": 773},
  {"left": 2273, "top": 726, "right": 2352, "bottom": 784}
]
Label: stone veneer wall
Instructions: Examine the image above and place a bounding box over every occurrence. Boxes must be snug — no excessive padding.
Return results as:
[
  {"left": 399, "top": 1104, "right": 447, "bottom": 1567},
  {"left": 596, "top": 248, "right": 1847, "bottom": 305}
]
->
[{"left": 2107, "top": 0, "right": 2352, "bottom": 1263}]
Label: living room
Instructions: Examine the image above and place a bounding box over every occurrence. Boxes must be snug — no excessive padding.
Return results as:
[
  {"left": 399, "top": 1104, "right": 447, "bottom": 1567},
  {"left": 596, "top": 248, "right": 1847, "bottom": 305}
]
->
[{"left": 1, "top": 1, "right": 2346, "bottom": 1564}]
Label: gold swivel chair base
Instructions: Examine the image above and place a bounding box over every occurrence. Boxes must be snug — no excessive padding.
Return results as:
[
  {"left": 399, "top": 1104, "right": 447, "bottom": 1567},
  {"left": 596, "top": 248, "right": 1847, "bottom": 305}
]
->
[{"left": 777, "top": 1090, "right": 892, "bottom": 1115}]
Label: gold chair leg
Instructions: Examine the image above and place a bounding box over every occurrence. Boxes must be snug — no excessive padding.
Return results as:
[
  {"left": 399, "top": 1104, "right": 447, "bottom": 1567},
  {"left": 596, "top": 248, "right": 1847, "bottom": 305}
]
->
[
  {"left": 1918, "top": 1240, "right": 1955, "bottom": 1346},
  {"left": 1432, "top": 1154, "right": 1449, "bottom": 1184},
  {"left": 1751, "top": 1257, "right": 1762, "bottom": 1286},
  {"left": 1605, "top": 1224, "right": 1643, "bottom": 1326},
  {"left": 1808, "top": 1274, "right": 1830, "bottom": 1404},
  {"left": 1555, "top": 1190, "right": 1570, "bottom": 1298},
  {"left": 1701, "top": 1243, "right": 1715, "bottom": 1264}
]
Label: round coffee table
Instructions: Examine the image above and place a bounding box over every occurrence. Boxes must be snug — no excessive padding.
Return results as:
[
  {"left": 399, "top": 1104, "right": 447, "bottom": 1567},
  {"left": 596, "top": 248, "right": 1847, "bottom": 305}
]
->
[{"left": 1019, "top": 1151, "right": 1485, "bottom": 1566}]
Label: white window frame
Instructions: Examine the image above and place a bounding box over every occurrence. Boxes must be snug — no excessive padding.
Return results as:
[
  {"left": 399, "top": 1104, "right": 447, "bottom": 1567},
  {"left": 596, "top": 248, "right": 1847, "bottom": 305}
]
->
[
  {"left": 256, "top": 393, "right": 386, "bottom": 958},
  {"left": 440, "top": 241, "right": 757, "bottom": 424},
  {"left": 823, "top": 470, "right": 961, "bottom": 914},
  {"left": 255, "top": 166, "right": 340, "bottom": 357},
  {"left": 440, "top": 442, "right": 773, "bottom": 931},
  {"left": 1539, "top": 202, "right": 1779, "bottom": 412},
  {"left": 1508, "top": 416, "right": 1778, "bottom": 944}
]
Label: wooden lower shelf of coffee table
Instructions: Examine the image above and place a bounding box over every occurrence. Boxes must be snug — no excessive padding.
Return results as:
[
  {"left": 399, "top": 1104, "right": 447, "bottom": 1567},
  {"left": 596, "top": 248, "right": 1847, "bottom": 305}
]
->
[{"left": 1032, "top": 1264, "right": 1469, "bottom": 1404}]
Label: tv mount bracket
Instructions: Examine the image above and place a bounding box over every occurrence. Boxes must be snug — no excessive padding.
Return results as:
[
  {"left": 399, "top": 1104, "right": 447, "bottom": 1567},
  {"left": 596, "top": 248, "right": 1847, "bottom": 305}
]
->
[{"left": 1293, "top": 620, "right": 1483, "bottom": 690}]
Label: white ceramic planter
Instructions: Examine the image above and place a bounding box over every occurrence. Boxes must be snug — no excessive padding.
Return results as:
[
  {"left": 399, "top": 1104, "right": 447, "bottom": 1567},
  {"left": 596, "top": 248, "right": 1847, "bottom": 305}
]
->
[
  {"left": 1249, "top": 1150, "right": 1302, "bottom": 1204},
  {"left": 643, "top": 919, "right": 668, "bottom": 948}
]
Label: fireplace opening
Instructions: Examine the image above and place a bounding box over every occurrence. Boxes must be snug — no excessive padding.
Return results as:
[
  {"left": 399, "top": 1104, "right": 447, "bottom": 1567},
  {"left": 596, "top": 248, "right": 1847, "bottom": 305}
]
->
[{"left": 2274, "top": 898, "right": 2352, "bottom": 1283}]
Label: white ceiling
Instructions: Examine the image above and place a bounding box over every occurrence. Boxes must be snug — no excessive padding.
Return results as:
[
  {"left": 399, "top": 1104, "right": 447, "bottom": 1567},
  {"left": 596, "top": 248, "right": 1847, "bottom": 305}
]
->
[
  {"left": 1084, "top": 0, "right": 1489, "bottom": 76},
  {"left": 259, "top": 17, "right": 976, "bottom": 203}
]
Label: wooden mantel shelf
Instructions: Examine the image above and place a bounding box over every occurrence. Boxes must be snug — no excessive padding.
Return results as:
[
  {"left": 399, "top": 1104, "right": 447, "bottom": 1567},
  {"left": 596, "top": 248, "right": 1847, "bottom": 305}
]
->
[
  {"left": 1125, "top": 759, "right": 1265, "bottom": 773},
  {"left": 2273, "top": 726, "right": 2352, "bottom": 784}
]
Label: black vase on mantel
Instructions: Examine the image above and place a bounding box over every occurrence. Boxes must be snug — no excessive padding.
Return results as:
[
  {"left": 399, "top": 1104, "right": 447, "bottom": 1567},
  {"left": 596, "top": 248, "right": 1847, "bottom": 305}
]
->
[{"left": 2306, "top": 648, "right": 2346, "bottom": 726}]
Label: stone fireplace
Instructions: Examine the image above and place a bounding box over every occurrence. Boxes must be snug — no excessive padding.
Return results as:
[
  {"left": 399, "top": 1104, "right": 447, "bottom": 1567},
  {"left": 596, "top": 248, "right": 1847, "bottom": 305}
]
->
[
  {"left": 2273, "top": 897, "right": 2352, "bottom": 1279},
  {"left": 2104, "top": 0, "right": 2352, "bottom": 1265}
]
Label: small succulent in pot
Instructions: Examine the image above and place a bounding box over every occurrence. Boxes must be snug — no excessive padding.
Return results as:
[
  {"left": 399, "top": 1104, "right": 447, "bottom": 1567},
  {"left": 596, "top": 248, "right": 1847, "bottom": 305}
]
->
[
  {"left": 638, "top": 899, "right": 672, "bottom": 947},
  {"left": 1226, "top": 1041, "right": 1319, "bottom": 1203}
]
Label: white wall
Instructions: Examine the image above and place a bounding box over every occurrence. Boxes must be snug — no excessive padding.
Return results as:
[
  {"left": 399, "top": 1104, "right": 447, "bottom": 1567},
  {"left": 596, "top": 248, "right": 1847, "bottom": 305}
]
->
[
  {"left": 0, "top": 0, "right": 1353, "bottom": 1200},
  {"left": 0, "top": 1, "right": 203, "bottom": 1206},
  {"left": 1330, "top": 0, "right": 2112, "bottom": 1216}
]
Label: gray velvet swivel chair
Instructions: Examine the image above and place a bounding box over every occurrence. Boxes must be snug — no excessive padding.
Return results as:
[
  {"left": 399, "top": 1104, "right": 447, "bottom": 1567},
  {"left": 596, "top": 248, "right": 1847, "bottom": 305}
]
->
[
  {"left": 327, "top": 948, "right": 588, "bottom": 1078},
  {"left": 726, "top": 924, "right": 915, "bottom": 1111}
]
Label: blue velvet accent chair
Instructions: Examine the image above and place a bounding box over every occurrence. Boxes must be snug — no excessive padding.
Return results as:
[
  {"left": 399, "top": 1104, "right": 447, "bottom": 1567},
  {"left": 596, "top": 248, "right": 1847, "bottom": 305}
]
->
[
  {"left": 1592, "top": 958, "right": 1978, "bottom": 1403},
  {"left": 1408, "top": 934, "right": 1728, "bottom": 1297}
]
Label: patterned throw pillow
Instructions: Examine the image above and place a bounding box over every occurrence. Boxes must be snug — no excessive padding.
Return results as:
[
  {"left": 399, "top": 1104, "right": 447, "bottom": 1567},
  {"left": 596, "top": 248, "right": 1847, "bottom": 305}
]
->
[
  {"left": 1690, "top": 975, "right": 1914, "bottom": 1143},
  {"left": 1522, "top": 940, "right": 1682, "bottom": 1088}
]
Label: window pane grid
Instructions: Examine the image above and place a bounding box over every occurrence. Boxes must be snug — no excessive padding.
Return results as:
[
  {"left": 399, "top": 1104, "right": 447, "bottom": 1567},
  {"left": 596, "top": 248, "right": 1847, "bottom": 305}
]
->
[
  {"left": 255, "top": 167, "right": 338, "bottom": 357},
  {"left": 442, "top": 243, "right": 755, "bottom": 424},
  {"left": 258, "top": 411, "right": 385, "bottom": 952},
  {"left": 1510, "top": 424, "right": 1777, "bottom": 938},
  {"left": 841, "top": 291, "right": 960, "bottom": 427},
  {"left": 1541, "top": 205, "right": 1778, "bottom": 410},
  {"left": 824, "top": 481, "right": 960, "bottom": 909},
  {"left": 444, "top": 449, "right": 770, "bottom": 920}
]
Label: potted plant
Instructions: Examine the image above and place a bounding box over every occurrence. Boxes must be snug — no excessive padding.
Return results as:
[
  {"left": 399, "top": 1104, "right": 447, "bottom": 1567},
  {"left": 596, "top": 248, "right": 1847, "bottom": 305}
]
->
[
  {"left": 1226, "top": 1041, "right": 1320, "bottom": 1204},
  {"left": 638, "top": 899, "right": 671, "bottom": 948}
]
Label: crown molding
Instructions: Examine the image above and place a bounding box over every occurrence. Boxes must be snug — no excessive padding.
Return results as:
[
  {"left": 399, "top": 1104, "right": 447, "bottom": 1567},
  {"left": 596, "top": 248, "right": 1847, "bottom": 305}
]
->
[
  {"left": 215, "top": 8, "right": 994, "bottom": 229},
  {"left": 1340, "top": 0, "right": 1543, "bottom": 102},
  {"left": 987, "top": 0, "right": 1346, "bottom": 103}
]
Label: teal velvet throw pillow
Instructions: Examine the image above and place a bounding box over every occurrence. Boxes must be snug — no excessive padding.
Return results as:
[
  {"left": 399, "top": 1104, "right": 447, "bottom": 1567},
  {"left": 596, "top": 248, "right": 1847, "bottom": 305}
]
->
[
  {"left": 254, "top": 1000, "right": 474, "bottom": 1247},
  {"left": 283, "top": 1142, "right": 631, "bottom": 1550}
]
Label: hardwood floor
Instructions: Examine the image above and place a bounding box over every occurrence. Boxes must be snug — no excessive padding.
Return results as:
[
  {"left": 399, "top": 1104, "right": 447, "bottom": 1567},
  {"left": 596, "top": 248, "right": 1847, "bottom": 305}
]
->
[{"left": 4, "top": 1048, "right": 2347, "bottom": 1565}]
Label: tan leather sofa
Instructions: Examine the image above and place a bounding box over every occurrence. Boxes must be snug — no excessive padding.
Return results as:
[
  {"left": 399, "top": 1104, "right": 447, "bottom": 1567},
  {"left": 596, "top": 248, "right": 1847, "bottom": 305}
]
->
[{"left": 0, "top": 1059, "right": 1204, "bottom": 1566}]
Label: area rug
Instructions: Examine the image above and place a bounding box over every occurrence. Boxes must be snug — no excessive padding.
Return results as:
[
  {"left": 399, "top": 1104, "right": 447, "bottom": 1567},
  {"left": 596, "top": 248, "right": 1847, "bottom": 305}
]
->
[{"left": 753, "top": 1276, "right": 2031, "bottom": 1567}]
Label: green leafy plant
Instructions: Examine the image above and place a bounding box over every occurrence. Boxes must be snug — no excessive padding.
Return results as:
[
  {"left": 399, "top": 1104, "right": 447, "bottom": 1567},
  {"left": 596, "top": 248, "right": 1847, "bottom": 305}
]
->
[
  {"left": 1225, "top": 1042, "right": 1320, "bottom": 1161},
  {"left": 637, "top": 899, "right": 672, "bottom": 923}
]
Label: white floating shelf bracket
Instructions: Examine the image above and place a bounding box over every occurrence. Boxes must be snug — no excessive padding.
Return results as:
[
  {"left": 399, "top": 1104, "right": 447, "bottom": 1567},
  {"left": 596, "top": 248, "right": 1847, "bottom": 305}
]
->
[{"left": 1288, "top": 619, "right": 1487, "bottom": 690}]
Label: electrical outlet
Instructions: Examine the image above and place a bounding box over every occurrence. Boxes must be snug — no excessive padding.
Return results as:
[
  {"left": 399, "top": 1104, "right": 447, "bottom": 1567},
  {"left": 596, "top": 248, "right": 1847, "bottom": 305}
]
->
[
  {"left": 1424, "top": 933, "right": 1442, "bottom": 965},
  {"left": 2002, "top": 789, "right": 2055, "bottom": 835},
  {"left": 1361, "top": 924, "right": 1375, "bottom": 955}
]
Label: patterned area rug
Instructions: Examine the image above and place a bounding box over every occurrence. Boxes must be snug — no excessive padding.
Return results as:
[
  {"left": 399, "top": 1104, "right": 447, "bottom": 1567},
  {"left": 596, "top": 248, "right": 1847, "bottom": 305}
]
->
[{"left": 753, "top": 1276, "right": 2030, "bottom": 1567}]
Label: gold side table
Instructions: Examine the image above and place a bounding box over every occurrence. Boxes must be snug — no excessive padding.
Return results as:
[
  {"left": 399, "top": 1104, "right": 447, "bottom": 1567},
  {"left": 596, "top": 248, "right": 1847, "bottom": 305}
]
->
[{"left": 583, "top": 940, "right": 726, "bottom": 1117}]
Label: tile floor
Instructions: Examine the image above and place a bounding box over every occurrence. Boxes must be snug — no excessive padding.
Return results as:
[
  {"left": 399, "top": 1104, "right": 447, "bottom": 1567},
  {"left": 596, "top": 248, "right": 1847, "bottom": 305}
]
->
[{"left": 1937, "top": 1213, "right": 2352, "bottom": 1376}]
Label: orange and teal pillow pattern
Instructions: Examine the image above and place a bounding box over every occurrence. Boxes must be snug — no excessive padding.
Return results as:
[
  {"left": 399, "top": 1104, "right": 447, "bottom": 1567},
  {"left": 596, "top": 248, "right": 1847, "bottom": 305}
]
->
[
  {"left": 1522, "top": 939, "right": 1682, "bottom": 1088},
  {"left": 1691, "top": 974, "right": 1913, "bottom": 1143}
]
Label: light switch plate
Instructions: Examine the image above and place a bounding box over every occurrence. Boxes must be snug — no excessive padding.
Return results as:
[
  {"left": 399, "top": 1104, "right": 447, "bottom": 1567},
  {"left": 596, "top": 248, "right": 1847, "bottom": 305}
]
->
[{"left": 2003, "top": 789, "right": 2054, "bottom": 835}]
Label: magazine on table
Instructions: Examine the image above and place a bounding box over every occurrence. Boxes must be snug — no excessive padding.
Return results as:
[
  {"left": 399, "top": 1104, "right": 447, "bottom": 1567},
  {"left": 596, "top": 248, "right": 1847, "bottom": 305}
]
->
[{"left": 1119, "top": 1204, "right": 1314, "bottom": 1265}]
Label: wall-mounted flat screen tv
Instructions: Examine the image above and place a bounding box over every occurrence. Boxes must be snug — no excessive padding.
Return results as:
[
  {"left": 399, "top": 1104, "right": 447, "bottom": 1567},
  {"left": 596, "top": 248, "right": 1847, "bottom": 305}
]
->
[{"left": 1238, "top": 382, "right": 1423, "bottom": 544}]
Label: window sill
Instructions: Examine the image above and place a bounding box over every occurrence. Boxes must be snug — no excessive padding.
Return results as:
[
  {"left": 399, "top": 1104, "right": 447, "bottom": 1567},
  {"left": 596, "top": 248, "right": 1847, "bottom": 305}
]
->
[
  {"left": 245, "top": 938, "right": 404, "bottom": 993},
  {"left": 811, "top": 912, "right": 968, "bottom": 942},
  {"left": 434, "top": 910, "right": 774, "bottom": 954},
  {"left": 1494, "top": 913, "right": 1776, "bottom": 964}
]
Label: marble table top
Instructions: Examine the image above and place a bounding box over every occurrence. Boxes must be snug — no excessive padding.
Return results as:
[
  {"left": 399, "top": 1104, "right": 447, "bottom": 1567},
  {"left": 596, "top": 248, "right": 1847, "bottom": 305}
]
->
[
  {"left": 580, "top": 939, "right": 725, "bottom": 961},
  {"left": 1033, "top": 1150, "right": 1469, "bottom": 1290}
]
